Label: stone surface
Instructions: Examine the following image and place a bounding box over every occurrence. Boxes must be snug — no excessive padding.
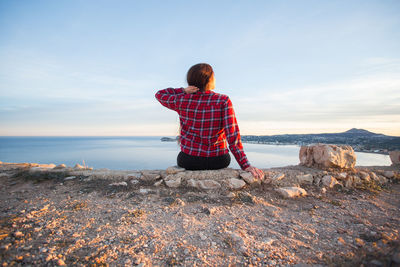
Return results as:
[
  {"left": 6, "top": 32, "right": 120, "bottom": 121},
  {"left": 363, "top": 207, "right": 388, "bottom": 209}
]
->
[
  {"left": 271, "top": 173, "right": 285, "bottom": 182},
  {"left": 164, "top": 175, "right": 182, "bottom": 188},
  {"left": 109, "top": 182, "right": 128, "bottom": 186},
  {"left": 389, "top": 151, "right": 400, "bottom": 165},
  {"left": 240, "top": 172, "right": 260, "bottom": 185},
  {"left": 299, "top": 144, "right": 356, "bottom": 169},
  {"left": 383, "top": 171, "right": 395, "bottom": 179},
  {"left": 140, "top": 170, "right": 161, "bottom": 182},
  {"left": 275, "top": 187, "right": 307, "bottom": 198},
  {"left": 166, "top": 166, "right": 185, "bottom": 175},
  {"left": 187, "top": 179, "right": 221, "bottom": 190},
  {"left": 296, "top": 174, "right": 313, "bottom": 184},
  {"left": 322, "top": 175, "right": 339, "bottom": 188},
  {"left": 359, "top": 171, "right": 370, "bottom": 181},
  {"left": 64, "top": 176, "right": 76, "bottom": 181},
  {"left": 127, "top": 172, "right": 142, "bottom": 179},
  {"left": 225, "top": 178, "right": 246, "bottom": 190}
]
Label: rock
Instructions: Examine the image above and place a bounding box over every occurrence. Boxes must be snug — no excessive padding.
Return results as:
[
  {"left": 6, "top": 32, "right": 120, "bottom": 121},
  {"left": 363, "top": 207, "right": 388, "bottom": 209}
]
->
[
  {"left": 54, "top": 164, "right": 67, "bottom": 169},
  {"left": 225, "top": 178, "right": 246, "bottom": 190},
  {"left": 263, "top": 238, "right": 276, "bottom": 246},
  {"left": 130, "top": 179, "right": 139, "bottom": 185},
  {"left": 383, "top": 171, "right": 395, "bottom": 179},
  {"left": 240, "top": 172, "right": 260, "bottom": 185},
  {"left": 296, "top": 174, "right": 313, "bottom": 184},
  {"left": 109, "top": 181, "right": 128, "bottom": 186},
  {"left": 390, "top": 151, "right": 400, "bottom": 165},
  {"left": 322, "top": 175, "right": 339, "bottom": 188},
  {"left": 127, "top": 172, "right": 142, "bottom": 179},
  {"left": 139, "top": 188, "right": 151, "bottom": 194},
  {"left": 166, "top": 166, "right": 185, "bottom": 175},
  {"left": 271, "top": 173, "right": 285, "bottom": 182},
  {"left": 14, "top": 231, "right": 24, "bottom": 238},
  {"left": 299, "top": 144, "right": 356, "bottom": 169},
  {"left": 359, "top": 171, "right": 370, "bottom": 181},
  {"left": 164, "top": 175, "right": 182, "bottom": 188},
  {"left": 344, "top": 176, "right": 353, "bottom": 187},
  {"left": 353, "top": 175, "right": 362, "bottom": 185},
  {"left": 355, "top": 238, "right": 365, "bottom": 247},
  {"left": 141, "top": 170, "right": 161, "bottom": 182},
  {"left": 64, "top": 176, "right": 76, "bottom": 181},
  {"left": 188, "top": 179, "right": 221, "bottom": 190},
  {"left": 377, "top": 175, "right": 388, "bottom": 184},
  {"left": 225, "top": 231, "right": 245, "bottom": 247},
  {"left": 199, "top": 232, "right": 207, "bottom": 241},
  {"left": 370, "top": 172, "right": 379, "bottom": 182},
  {"left": 275, "top": 187, "right": 307, "bottom": 198},
  {"left": 57, "top": 259, "right": 66, "bottom": 266},
  {"left": 154, "top": 180, "right": 163, "bottom": 186},
  {"left": 176, "top": 168, "right": 239, "bottom": 180},
  {"left": 337, "top": 172, "right": 347, "bottom": 180},
  {"left": 321, "top": 188, "right": 327, "bottom": 194},
  {"left": 392, "top": 252, "right": 400, "bottom": 264}
]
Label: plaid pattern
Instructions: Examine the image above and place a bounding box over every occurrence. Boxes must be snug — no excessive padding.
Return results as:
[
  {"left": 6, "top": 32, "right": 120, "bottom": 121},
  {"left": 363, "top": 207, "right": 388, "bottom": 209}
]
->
[{"left": 155, "top": 87, "right": 250, "bottom": 170}]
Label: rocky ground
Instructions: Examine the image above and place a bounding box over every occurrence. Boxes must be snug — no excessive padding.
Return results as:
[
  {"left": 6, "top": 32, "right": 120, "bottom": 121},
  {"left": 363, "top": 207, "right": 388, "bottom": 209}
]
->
[{"left": 0, "top": 163, "right": 399, "bottom": 266}]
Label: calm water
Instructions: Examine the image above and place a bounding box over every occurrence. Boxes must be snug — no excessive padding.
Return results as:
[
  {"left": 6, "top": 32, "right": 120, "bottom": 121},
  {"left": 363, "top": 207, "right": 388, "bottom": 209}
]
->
[{"left": 0, "top": 137, "right": 391, "bottom": 170}]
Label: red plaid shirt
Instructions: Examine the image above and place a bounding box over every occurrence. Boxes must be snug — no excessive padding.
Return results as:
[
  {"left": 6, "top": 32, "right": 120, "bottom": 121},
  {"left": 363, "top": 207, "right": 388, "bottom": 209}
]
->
[{"left": 155, "top": 87, "right": 250, "bottom": 170}]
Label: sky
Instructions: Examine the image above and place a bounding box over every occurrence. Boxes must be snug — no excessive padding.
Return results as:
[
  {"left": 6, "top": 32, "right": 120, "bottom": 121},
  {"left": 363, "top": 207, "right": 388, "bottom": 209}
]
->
[{"left": 0, "top": 0, "right": 399, "bottom": 136}]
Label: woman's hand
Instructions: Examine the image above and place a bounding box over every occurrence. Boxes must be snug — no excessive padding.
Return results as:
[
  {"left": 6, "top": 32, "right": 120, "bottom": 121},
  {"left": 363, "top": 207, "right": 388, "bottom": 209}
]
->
[
  {"left": 244, "top": 166, "right": 266, "bottom": 181},
  {"left": 184, "top": 86, "right": 199, "bottom": 94}
]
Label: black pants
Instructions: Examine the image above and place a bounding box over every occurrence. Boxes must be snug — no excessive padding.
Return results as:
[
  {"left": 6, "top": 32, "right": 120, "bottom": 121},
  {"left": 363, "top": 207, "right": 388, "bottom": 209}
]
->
[{"left": 177, "top": 151, "right": 231, "bottom": 170}]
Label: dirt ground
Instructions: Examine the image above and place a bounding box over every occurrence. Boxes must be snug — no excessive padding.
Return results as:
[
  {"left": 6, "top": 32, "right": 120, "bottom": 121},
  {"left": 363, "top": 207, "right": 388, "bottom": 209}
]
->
[{"left": 0, "top": 164, "right": 399, "bottom": 266}]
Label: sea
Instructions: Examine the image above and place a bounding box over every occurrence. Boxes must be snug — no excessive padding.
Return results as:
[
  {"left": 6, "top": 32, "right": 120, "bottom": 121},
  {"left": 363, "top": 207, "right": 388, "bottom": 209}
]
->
[{"left": 0, "top": 136, "right": 392, "bottom": 170}]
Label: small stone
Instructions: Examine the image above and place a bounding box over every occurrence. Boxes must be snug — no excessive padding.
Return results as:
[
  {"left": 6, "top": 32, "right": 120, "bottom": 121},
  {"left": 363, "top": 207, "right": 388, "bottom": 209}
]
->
[
  {"left": 166, "top": 166, "right": 185, "bottom": 175},
  {"left": 139, "top": 188, "right": 151, "bottom": 194},
  {"left": 64, "top": 176, "right": 76, "bottom": 181},
  {"left": 57, "top": 259, "right": 66, "bottom": 266},
  {"left": 130, "top": 179, "right": 139, "bottom": 185},
  {"left": 338, "top": 237, "right": 346, "bottom": 244},
  {"left": 257, "top": 252, "right": 265, "bottom": 258},
  {"left": 359, "top": 171, "right": 370, "bottom": 181},
  {"left": 199, "top": 232, "right": 207, "bottom": 240},
  {"left": 141, "top": 170, "right": 161, "bottom": 182},
  {"left": 240, "top": 172, "right": 260, "bottom": 184},
  {"left": 296, "top": 174, "right": 313, "bottom": 184},
  {"left": 383, "top": 171, "right": 395, "bottom": 179},
  {"left": 337, "top": 172, "right": 347, "bottom": 180},
  {"left": 127, "top": 172, "right": 142, "bottom": 179},
  {"left": 173, "top": 198, "right": 185, "bottom": 207},
  {"left": 164, "top": 175, "right": 181, "bottom": 188},
  {"left": 275, "top": 187, "right": 307, "bottom": 198},
  {"left": 369, "top": 172, "right": 379, "bottom": 181},
  {"left": 271, "top": 173, "right": 285, "bottom": 182},
  {"left": 154, "top": 180, "right": 163, "bottom": 186},
  {"left": 355, "top": 238, "right": 365, "bottom": 246},
  {"left": 225, "top": 178, "right": 246, "bottom": 190},
  {"left": 322, "top": 175, "right": 339, "bottom": 188},
  {"left": 263, "top": 238, "right": 276, "bottom": 245},
  {"left": 14, "top": 231, "right": 24, "bottom": 238},
  {"left": 108, "top": 181, "right": 128, "bottom": 186}
]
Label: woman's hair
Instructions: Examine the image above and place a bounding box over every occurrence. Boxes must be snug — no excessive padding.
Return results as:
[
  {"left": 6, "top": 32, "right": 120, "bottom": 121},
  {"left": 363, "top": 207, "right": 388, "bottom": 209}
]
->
[{"left": 186, "top": 63, "right": 214, "bottom": 92}]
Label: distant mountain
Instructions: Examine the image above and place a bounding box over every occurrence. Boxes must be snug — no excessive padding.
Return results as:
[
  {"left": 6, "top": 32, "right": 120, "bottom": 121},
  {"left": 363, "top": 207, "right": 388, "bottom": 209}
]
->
[{"left": 242, "top": 129, "right": 400, "bottom": 154}]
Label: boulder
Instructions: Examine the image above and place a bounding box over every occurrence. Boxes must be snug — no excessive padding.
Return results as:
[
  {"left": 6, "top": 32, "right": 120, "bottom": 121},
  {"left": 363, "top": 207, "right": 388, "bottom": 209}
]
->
[
  {"left": 358, "top": 171, "right": 370, "bottom": 181},
  {"left": 225, "top": 178, "right": 246, "bottom": 190},
  {"left": 299, "top": 144, "right": 356, "bottom": 169},
  {"left": 54, "top": 164, "right": 67, "bottom": 169},
  {"left": 275, "top": 187, "right": 307, "bottom": 198},
  {"left": 390, "top": 151, "right": 400, "bottom": 166}
]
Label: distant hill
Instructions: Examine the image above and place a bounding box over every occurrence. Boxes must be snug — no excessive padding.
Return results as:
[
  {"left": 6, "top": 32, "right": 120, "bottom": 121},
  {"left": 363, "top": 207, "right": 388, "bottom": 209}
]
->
[{"left": 242, "top": 129, "right": 400, "bottom": 154}]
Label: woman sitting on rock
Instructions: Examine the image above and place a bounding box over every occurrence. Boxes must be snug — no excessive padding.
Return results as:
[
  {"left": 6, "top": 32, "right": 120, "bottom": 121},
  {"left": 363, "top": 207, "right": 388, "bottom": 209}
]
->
[{"left": 155, "top": 63, "right": 264, "bottom": 180}]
